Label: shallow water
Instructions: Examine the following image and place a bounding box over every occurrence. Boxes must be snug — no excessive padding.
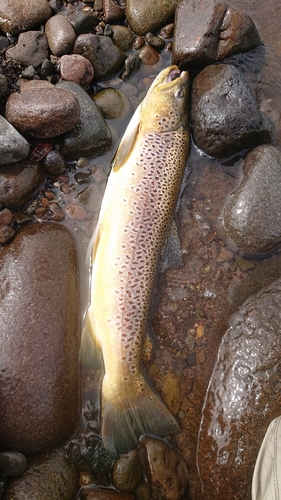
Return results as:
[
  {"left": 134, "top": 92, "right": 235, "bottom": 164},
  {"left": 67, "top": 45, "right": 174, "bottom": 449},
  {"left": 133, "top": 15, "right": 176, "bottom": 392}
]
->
[{"left": 53, "top": 1, "right": 281, "bottom": 498}]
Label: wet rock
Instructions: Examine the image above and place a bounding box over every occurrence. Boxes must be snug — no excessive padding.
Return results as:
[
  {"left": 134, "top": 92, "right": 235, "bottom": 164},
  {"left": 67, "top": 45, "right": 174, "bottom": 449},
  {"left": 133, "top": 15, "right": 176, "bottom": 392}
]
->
[
  {"left": 111, "top": 25, "right": 135, "bottom": 52},
  {"left": 162, "top": 373, "right": 181, "bottom": 416},
  {"left": 0, "top": 223, "right": 79, "bottom": 453},
  {"left": 60, "top": 54, "right": 94, "bottom": 86},
  {"left": 139, "top": 436, "right": 189, "bottom": 500},
  {"left": 0, "top": 224, "right": 15, "bottom": 245},
  {"left": 93, "top": 88, "right": 131, "bottom": 119},
  {"left": 45, "top": 201, "right": 65, "bottom": 221},
  {"left": 79, "top": 487, "right": 134, "bottom": 499},
  {"left": 125, "top": 0, "right": 179, "bottom": 36},
  {"left": 0, "top": 160, "right": 46, "bottom": 209},
  {"left": 73, "top": 34, "right": 126, "bottom": 81},
  {"left": 45, "top": 13, "right": 76, "bottom": 57},
  {"left": 75, "top": 185, "right": 102, "bottom": 213},
  {"left": 0, "top": 452, "right": 27, "bottom": 478},
  {"left": 145, "top": 32, "right": 165, "bottom": 50},
  {"left": 112, "top": 449, "right": 142, "bottom": 492},
  {"left": 172, "top": 0, "right": 262, "bottom": 69},
  {"left": 0, "top": 74, "right": 8, "bottom": 99},
  {"left": 5, "top": 31, "right": 49, "bottom": 69},
  {"left": 138, "top": 45, "right": 160, "bottom": 65},
  {"left": 221, "top": 145, "right": 281, "bottom": 255},
  {"left": 3, "top": 451, "right": 78, "bottom": 500},
  {"left": 0, "top": 208, "right": 13, "bottom": 225},
  {"left": 121, "top": 53, "right": 141, "bottom": 80},
  {"left": 159, "top": 23, "right": 174, "bottom": 40},
  {"left": 5, "top": 80, "right": 81, "bottom": 138},
  {"left": 0, "top": 116, "right": 30, "bottom": 165},
  {"left": 43, "top": 149, "right": 67, "bottom": 175},
  {"left": 103, "top": 0, "right": 125, "bottom": 24},
  {"left": 65, "top": 204, "right": 87, "bottom": 220},
  {"left": 0, "top": 0, "right": 52, "bottom": 35},
  {"left": 63, "top": 9, "right": 99, "bottom": 35},
  {"left": 57, "top": 81, "right": 111, "bottom": 160},
  {"left": 197, "top": 278, "right": 281, "bottom": 500},
  {"left": 191, "top": 64, "right": 276, "bottom": 158}
]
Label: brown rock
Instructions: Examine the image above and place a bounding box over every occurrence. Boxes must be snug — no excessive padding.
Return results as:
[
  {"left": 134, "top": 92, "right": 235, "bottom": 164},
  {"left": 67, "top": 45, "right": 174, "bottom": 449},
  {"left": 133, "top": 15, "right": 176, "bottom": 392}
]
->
[
  {"left": 0, "top": 224, "right": 15, "bottom": 245},
  {"left": 197, "top": 279, "right": 281, "bottom": 499},
  {"left": 125, "top": 0, "right": 178, "bottom": 36},
  {"left": 80, "top": 488, "right": 134, "bottom": 499},
  {"left": 45, "top": 13, "right": 76, "bottom": 56},
  {"left": 0, "top": 160, "right": 47, "bottom": 209},
  {"left": 139, "top": 436, "right": 189, "bottom": 500},
  {"left": 0, "top": 208, "right": 13, "bottom": 225},
  {"left": 5, "top": 81, "right": 81, "bottom": 138},
  {"left": 138, "top": 45, "right": 160, "bottom": 65},
  {"left": 60, "top": 54, "right": 94, "bottom": 86},
  {"left": 5, "top": 31, "right": 49, "bottom": 69},
  {"left": 0, "top": 223, "right": 79, "bottom": 454},
  {"left": 0, "top": 0, "right": 52, "bottom": 35},
  {"left": 112, "top": 449, "right": 142, "bottom": 492},
  {"left": 103, "top": 0, "right": 125, "bottom": 24}
]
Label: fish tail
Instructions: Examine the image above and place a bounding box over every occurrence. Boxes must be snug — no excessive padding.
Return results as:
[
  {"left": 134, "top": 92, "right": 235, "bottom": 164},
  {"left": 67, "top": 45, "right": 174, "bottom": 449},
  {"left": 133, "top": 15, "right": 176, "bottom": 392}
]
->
[{"left": 101, "top": 372, "right": 180, "bottom": 457}]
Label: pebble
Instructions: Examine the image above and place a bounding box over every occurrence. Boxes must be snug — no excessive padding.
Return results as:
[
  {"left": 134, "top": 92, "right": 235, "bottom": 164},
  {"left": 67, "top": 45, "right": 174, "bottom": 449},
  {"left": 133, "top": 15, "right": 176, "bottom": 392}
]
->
[
  {"left": 6, "top": 31, "right": 49, "bottom": 68},
  {"left": 0, "top": 224, "right": 15, "bottom": 245},
  {"left": 63, "top": 9, "right": 99, "bottom": 35},
  {"left": 235, "top": 255, "right": 256, "bottom": 272},
  {"left": 0, "top": 208, "right": 13, "bottom": 225},
  {"left": 93, "top": 88, "right": 131, "bottom": 119},
  {"left": 75, "top": 184, "right": 103, "bottom": 212},
  {"left": 138, "top": 45, "right": 160, "bottom": 65},
  {"left": 65, "top": 204, "right": 87, "bottom": 220},
  {"left": 103, "top": 0, "right": 125, "bottom": 24},
  {"left": 196, "top": 351, "right": 206, "bottom": 365},
  {"left": 0, "top": 160, "right": 47, "bottom": 209},
  {"left": 125, "top": 0, "right": 178, "bottom": 36},
  {"left": 45, "top": 13, "right": 76, "bottom": 57},
  {"left": 196, "top": 325, "right": 205, "bottom": 339},
  {"left": 0, "top": 451, "right": 27, "bottom": 478},
  {"left": 43, "top": 149, "right": 67, "bottom": 175},
  {"left": 112, "top": 449, "right": 142, "bottom": 492},
  {"left": 111, "top": 25, "right": 135, "bottom": 52},
  {"left": 161, "top": 373, "right": 181, "bottom": 416},
  {"left": 0, "top": 0, "right": 52, "bottom": 35},
  {"left": 0, "top": 115, "right": 30, "bottom": 165},
  {"left": 217, "top": 248, "right": 234, "bottom": 262},
  {"left": 60, "top": 54, "right": 94, "bottom": 87},
  {"left": 6, "top": 81, "right": 81, "bottom": 139},
  {"left": 145, "top": 32, "right": 165, "bottom": 50}
]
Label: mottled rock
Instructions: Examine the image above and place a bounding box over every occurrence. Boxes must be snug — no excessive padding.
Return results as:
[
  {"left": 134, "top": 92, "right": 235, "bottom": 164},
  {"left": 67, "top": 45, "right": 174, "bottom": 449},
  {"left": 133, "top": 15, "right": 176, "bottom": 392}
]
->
[
  {"left": 191, "top": 64, "right": 276, "bottom": 158},
  {"left": 111, "top": 25, "right": 135, "bottom": 52},
  {"left": 197, "top": 279, "right": 281, "bottom": 500},
  {"left": 45, "top": 13, "right": 76, "bottom": 57},
  {"left": 3, "top": 451, "right": 78, "bottom": 500},
  {"left": 221, "top": 145, "right": 281, "bottom": 255},
  {"left": 93, "top": 88, "right": 131, "bottom": 119},
  {"left": 0, "top": 452, "right": 27, "bottom": 478},
  {"left": 57, "top": 81, "right": 112, "bottom": 160},
  {"left": 43, "top": 149, "right": 67, "bottom": 175},
  {"left": 0, "top": 223, "right": 79, "bottom": 453},
  {"left": 173, "top": 0, "right": 262, "bottom": 69},
  {"left": 5, "top": 31, "right": 49, "bottom": 68},
  {"left": 138, "top": 45, "right": 160, "bottom": 65},
  {"left": 0, "top": 160, "right": 46, "bottom": 209},
  {"left": 145, "top": 32, "right": 165, "bottom": 50},
  {"left": 0, "top": 0, "right": 52, "bottom": 35},
  {"left": 103, "top": 0, "right": 125, "bottom": 24},
  {"left": 139, "top": 436, "right": 189, "bottom": 500},
  {"left": 6, "top": 80, "right": 81, "bottom": 138},
  {"left": 125, "top": 0, "right": 179, "bottom": 36},
  {"left": 73, "top": 34, "right": 126, "bottom": 81},
  {"left": 60, "top": 54, "right": 94, "bottom": 86},
  {"left": 112, "top": 449, "right": 142, "bottom": 492},
  {"left": 0, "top": 116, "right": 30, "bottom": 165}
]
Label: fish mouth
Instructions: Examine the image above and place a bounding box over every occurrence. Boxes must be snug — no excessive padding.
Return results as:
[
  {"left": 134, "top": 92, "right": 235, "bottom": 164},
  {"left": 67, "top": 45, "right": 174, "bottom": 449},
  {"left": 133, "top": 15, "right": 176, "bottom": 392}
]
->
[{"left": 166, "top": 67, "right": 181, "bottom": 82}]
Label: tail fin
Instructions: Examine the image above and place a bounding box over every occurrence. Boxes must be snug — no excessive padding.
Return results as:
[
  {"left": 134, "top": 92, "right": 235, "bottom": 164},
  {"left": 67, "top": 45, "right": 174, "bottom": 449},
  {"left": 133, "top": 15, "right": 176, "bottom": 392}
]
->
[{"left": 101, "top": 372, "right": 180, "bottom": 457}]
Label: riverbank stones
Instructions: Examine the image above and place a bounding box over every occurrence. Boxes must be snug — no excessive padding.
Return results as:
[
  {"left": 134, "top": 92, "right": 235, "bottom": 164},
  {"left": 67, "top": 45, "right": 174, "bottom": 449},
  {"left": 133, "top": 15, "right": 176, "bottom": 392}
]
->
[
  {"left": 45, "top": 13, "right": 76, "bottom": 57},
  {"left": 220, "top": 145, "right": 281, "bottom": 255},
  {"left": 0, "top": 0, "right": 52, "bottom": 35},
  {"left": 5, "top": 31, "right": 49, "bottom": 69},
  {"left": 191, "top": 64, "right": 276, "bottom": 158},
  {"left": 125, "top": 0, "right": 179, "bottom": 36},
  {"left": 197, "top": 278, "right": 281, "bottom": 500},
  {"left": 5, "top": 80, "right": 81, "bottom": 138},
  {"left": 0, "top": 223, "right": 79, "bottom": 453},
  {"left": 0, "top": 116, "right": 30, "bottom": 165},
  {"left": 0, "top": 160, "right": 46, "bottom": 209},
  {"left": 60, "top": 54, "right": 94, "bottom": 87}
]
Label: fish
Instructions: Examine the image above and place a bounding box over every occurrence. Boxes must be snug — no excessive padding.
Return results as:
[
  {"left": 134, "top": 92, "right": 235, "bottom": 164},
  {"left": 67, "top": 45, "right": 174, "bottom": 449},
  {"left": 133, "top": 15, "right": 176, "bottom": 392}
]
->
[{"left": 81, "top": 65, "right": 190, "bottom": 457}]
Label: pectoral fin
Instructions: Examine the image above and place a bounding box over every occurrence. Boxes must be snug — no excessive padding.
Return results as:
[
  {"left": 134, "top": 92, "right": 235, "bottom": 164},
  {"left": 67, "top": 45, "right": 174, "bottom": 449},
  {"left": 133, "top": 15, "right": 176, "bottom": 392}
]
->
[
  {"left": 161, "top": 218, "right": 183, "bottom": 271},
  {"left": 112, "top": 104, "right": 141, "bottom": 172}
]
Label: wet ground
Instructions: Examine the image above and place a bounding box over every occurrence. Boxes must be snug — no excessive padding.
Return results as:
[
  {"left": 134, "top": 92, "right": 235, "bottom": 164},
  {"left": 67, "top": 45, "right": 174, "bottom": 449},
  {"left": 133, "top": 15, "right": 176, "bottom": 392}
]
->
[{"left": 47, "top": 0, "right": 281, "bottom": 497}]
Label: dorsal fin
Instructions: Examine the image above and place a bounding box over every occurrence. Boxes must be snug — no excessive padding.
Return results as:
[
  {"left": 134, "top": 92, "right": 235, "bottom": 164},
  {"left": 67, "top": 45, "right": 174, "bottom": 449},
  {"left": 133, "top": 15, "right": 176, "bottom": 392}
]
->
[{"left": 112, "top": 104, "right": 141, "bottom": 172}]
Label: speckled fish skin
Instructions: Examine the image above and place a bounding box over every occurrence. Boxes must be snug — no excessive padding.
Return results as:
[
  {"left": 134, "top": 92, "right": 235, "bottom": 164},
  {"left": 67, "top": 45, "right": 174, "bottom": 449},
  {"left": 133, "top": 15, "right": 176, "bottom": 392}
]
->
[{"left": 84, "top": 65, "right": 190, "bottom": 457}]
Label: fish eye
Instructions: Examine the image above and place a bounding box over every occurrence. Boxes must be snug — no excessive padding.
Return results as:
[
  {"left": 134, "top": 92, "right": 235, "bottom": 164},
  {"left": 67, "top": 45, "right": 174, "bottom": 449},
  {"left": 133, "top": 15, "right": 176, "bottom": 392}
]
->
[{"left": 174, "top": 88, "right": 184, "bottom": 99}]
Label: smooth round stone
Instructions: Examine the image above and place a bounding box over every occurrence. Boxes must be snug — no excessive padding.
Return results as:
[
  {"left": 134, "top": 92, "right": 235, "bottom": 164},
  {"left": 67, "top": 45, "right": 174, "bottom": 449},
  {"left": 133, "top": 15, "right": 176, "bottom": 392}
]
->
[
  {"left": 43, "top": 149, "right": 67, "bottom": 175},
  {"left": 93, "top": 88, "right": 131, "bottom": 119},
  {"left": 45, "top": 13, "right": 76, "bottom": 57},
  {"left": 0, "top": 116, "right": 30, "bottom": 165},
  {"left": 0, "top": 224, "right": 15, "bottom": 245},
  {"left": 5, "top": 80, "right": 81, "bottom": 138},
  {"left": 104, "top": 0, "right": 125, "bottom": 24},
  {"left": 3, "top": 451, "right": 78, "bottom": 500},
  {"left": 0, "top": 223, "right": 79, "bottom": 454},
  {"left": 57, "top": 81, "right": 112, "bottom": 160},
  {"left": 138, "top": 45, "right": 160, "bottom": 65},
  {"left": 112, "top": 450, "right": 142, "bottom": 492},
  {"left": 221, "top": 145, "right": 281, "bottom": 255},
  {"left": 0, "top": 452, "right": 27, "bottom": 478},
  {"left": 111, "top": 25, "right": 135, "bottom": 52},
  {"left": 0, "top": 0, "right": 52, "bottom": 35},
  {"left": 5, "top": 31, "right": 49, "bottom": 69},
  {"left": 0, "top": 160, "right": 46, "bottom": 209},
  {"left": 125, "top": 0, "right": 179, "bottom": 36},
  {"left": 60, "top": 54, "right": 94, "bottom": 86}
]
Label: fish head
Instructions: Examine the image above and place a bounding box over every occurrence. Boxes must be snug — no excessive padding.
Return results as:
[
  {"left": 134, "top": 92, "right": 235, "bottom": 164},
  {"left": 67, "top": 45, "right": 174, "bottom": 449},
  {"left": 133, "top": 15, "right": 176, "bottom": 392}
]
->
[{"left": 140, "top": 65, "right": 190, "bottom": 132}]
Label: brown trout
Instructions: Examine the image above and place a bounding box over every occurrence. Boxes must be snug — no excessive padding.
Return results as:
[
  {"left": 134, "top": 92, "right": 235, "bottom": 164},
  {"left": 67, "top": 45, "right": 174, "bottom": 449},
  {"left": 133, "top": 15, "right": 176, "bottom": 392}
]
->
[{"left": 82, "top": 65, "right": 190, "bottom": 457}]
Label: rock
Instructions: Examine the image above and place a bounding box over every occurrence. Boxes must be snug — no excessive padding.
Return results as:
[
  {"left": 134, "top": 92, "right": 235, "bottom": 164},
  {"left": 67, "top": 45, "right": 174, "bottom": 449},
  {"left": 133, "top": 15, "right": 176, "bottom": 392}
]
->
[
  {"left": 0, "top": 223, "right": 79, "bottom": 453},
  {"left": 103, "top": 0, "right": 125, "bottom": 24},
  {"left": 138, "top": 45, "right": 160, "bottom": 65},
  {"left": 172, "top": 0, "right": 262, "bottom": 69},
  {"left": 0, "top": 452, "right": 27, "bottom": 478},
  {"left": 3, "top": 451, "right": 78, "bottom": 500},
  {"left": 145, "top": 32, "right": 165, "bottom": 50},
  {"left": 45, "top": 13, "right": 76, "bottom": 57},
  {"left": 125, "top": 0, "right": 179, "bottom": 36},
  {"left": 73, "top": 34, "right": 126, "bottom": 81},
  {"left": 75, "top": 185, "right": 102, "bottom": 213},
  {"left": 0, "top": 74, "right": 8, "bottom": 99},
  {"left": 57, "top": 81, "right": 112, "bottom": 160},
  {"left": 0, "top": 160, "right": 46, "bottom": 209},
  {"left": 139, "top": 436, "right": 189, "bottom": 500},
  {"left": 65, "top": 204, "right": 87, "bottom": 220},
  {"left": 221, "top": 145, "right": 281, "bottom": 255},
  {"left": 0, "top": 224, "right": 15, "bottom": 245},
  {"left": 63, "top": 9, "right": 99, "bottom": 35},
  {"left": 161, "top": 373, "right": 181, "bottom": 416},
  {"left": 111, "top": 25, "right": 135, "bottom": 52},
  {"left": 5, "top": 80, "right": 81, "bottom": 139},
  {"left": 0, "top": 0, "right": 52, "bottom": 35},
  {"left": 5, "top": 31, "right": 49, "bottom": 68},
  {"left": 121, "top": 53, "right": 141, "bottom": 80},
  {"left": 79, "top": 487, "right": 134, "bottom": 499},
  {"left": 0, "top": 116, "right": 30, "bottom": 165},
  {"left": 197, "top": 278, "right": 281, "bottom": 500},
  {"left": 93, "top": 88, "right": 131, "bottom": 119},
  {"left": 191, "top": 64, "right": 276, "bottom": 158},
  {"left": 0, "top": 208, "right": 13, "bottom": 225},
  {"left": 60, "top": 54, "right": 94, "bottom": 86},
  {"left": 43, "top": 149, "right": 67, "bottom": 175},
  {"left": 112, "top": 449, "right": 142, "bottom": 492}
]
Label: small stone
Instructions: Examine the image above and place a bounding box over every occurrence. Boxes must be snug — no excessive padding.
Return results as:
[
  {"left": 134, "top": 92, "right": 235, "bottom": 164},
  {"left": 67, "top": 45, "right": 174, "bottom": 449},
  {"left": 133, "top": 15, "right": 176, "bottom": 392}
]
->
[
  {"left": 103, "top": 0, "right": 125, "bottom": 24},
  {"left": 6, "top": 31, "right": 49, "bottom": 69},
  {"left": 45, "top": 13, "right": 76, "bottom": 57},
  {"left": 217, "top": 248, "right": 234, "bottom": 262},
  {"left": 75, "top": 184, "right": 102, "bottom": 212},
  {"left": 111, "top": 25, "right": 134, "bottom": 52},
  {"left": 21, "top": 66, "right": 35, "bottom": 79},
  {"left": 181, "top": 397, "right": 194, "bottom": 412},
  {"left": 121, "top": 53, "right": 141, "bottom": 80},
  {"left": 138, "top": 45, "right": 160, "bottom": 65},
  {"left": 93, "top": 88, "right": 131, "bottom": 119},
  {"left": 91, "top": 165, "right": 106, "bottom": 183},
  {"left": 184, "top": 333, "right": 195, "bottom": 351},
  {"left": 235, "top": 256, "right": 256, "bottom": 272},
  {"left": 43, "top": 149, "right": 67, "bottom": 175},
  {"left": 196, "top": 351, "right": 206, "bottom": 365},
  {"left": 187, "top": 352, "right": 196, "bottom": 366},
  {"left": 0, "top": 0, "right": 52, "bottom": 35},
  {"left": 144, "top": 32, "right": 165, "bottom": 50},
  {"left": 79, "top": 471, "right": 93, "bottom": 487},
  {"left": 147, "top": 363, "right": 160, "bottom": 376},
  {"left": 159, "top": 23, "right": 174, "bottom": 39},
  {"left": 74, "top": 172, "right": 90, "bottom": 184},
  {"left": 65, "top": 204, "right": 87, "bottom": 220},
  {"left": 46, "top": 202, "right": 65, "bottom": 221},
  {"left": 196, "top": 325, "right": 205, "bottom": 339},
  {"left": 133, "top": 36, "right": 145, "bottom": 50},
  {"left": 0, "top": 208, "right": 13, "bottom": 225},
  {"left": 162, "top": 373, "right": 181, "bottom": 416},
  {"left": 0, "top": 224, "right": 15, "bottom": 245},
  {"left": 112, "top": 449, "right": 142, "bottom": 492},
  {"left": 0, "top": 452, "right": 27, "bottom": 478},
  {"left": 60, "top": 54, "right": 94, "bottom": 87}
]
